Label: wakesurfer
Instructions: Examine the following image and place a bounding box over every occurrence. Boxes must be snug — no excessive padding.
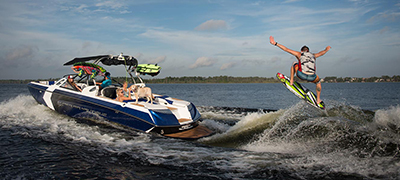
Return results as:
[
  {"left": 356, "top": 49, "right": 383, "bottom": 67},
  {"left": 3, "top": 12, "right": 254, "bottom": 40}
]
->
[{"left": 269, "top": 36, "right": 331, "bottom": 104}]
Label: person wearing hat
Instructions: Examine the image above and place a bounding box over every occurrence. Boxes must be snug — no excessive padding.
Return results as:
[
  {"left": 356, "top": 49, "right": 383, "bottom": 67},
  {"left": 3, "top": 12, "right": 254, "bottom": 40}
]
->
[
  {"left": 269, "top": 36, "right": 331, "bottom": 105},
  {"left": 96, "top": 72, "right": 112, "bottom": 90},
  {"left": 66, "top": 75, "right": 82, "bottom": 92}
]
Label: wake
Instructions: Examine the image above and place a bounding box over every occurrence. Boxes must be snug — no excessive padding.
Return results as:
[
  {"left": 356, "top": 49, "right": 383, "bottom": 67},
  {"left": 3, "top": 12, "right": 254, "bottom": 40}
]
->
[{"left": 199, "top": 101, "right": 400, "bottom": 178}]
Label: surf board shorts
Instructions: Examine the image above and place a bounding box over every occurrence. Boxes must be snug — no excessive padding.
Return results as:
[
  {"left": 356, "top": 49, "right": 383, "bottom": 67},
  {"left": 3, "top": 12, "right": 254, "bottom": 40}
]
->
[{"left": 293, "top": 63, "right": 320, "bottom": 83}]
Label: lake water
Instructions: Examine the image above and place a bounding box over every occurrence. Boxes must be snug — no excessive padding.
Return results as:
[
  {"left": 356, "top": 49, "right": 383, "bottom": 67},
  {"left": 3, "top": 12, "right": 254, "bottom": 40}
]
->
[{"left": 1, "top": 83, "right": 400, "bottom": 179}]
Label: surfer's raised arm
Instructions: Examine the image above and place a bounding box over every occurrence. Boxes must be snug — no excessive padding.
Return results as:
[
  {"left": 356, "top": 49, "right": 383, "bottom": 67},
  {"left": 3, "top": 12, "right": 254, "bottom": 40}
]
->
[
  {"left": 269, "top": 36, "right": 301, "bottom": 59},
  {"left": 314, "top": 46, "right": 331, "bottom": 58}
]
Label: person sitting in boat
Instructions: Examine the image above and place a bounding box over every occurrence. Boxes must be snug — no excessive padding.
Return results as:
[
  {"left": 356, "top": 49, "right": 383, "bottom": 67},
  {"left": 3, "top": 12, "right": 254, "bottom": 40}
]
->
[
  {"left": 115, "top": 88, "right": 132, "bottom": 102},
  {"left": 122, "top": 81, "right": 132, "bottom": 97},
  {"left": 96, "top": 72, "right": 112, "bottom": 90},
  {"left": 65, "top": 75, "right": 82, "bottom": 92}
]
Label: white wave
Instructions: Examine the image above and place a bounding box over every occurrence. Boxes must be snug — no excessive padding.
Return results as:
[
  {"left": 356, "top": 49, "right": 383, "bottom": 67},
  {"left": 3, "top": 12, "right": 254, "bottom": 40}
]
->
[
  {"left": 227, "top": 111, "right": 280, "bottom": 134},
  {"left": 374, "top": 105, "right": 400, "bottom": 130},
  {"left": 200, "top": 110, "right": 284, "bottom": 145},
  {"left": 239, "top": 102, "right": 400, "bottom": 178},
  {"left": 0, "top": 95, "right": 151, "bottom": 153},
  {"left": 241, "top": 102, "right": 318, "bottom": 153}
]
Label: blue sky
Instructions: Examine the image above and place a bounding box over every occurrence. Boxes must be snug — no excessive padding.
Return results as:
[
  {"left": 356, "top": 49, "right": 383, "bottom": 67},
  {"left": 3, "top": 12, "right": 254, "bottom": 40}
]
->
[{"left": 0, "top": 0, "right": 399, "bottom": 79}]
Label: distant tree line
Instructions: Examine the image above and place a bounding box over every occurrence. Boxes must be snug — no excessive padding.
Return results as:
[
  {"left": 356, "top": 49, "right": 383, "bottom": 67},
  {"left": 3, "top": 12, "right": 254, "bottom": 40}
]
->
[
  {"left": 133, "top": 76, "right": 278, "bottom": 84},
  {"left": 0, "top": 78, "right": 59, "bottom": 84},
  {"left": 1, "top": 75, "right": 399, "bottom": 84},
  {"left": 324, "top": 75, "right": 400, "bottom": 83}
]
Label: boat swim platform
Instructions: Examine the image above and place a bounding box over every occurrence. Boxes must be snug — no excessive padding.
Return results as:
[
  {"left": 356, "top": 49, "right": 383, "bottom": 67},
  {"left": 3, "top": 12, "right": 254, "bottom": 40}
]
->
[{"left": 163, "top": 125, "right": 213, "bottom": 140}]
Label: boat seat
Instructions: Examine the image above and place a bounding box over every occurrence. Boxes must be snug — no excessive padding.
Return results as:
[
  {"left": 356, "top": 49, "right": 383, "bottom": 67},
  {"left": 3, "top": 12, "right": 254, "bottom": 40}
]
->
[{"left": 101, "top": 87, "right": 118, "bottom": 99}]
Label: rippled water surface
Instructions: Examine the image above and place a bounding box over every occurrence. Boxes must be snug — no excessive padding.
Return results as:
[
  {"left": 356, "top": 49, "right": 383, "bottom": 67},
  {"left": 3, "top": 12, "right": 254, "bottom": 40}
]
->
[{"left": 1, "top": 83, "right": 400, "bottom": 179}]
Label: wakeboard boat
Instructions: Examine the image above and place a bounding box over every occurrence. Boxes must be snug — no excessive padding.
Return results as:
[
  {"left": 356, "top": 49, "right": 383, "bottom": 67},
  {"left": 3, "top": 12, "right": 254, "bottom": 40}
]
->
[{"left": 27, "top": 54, "right": 213, "bottom": 139}]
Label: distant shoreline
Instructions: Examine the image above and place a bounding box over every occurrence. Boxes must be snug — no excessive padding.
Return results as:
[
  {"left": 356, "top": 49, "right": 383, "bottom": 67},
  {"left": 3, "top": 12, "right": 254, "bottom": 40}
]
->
[{"left": 1, "top": 75, "right": 399, "bottom": 84}]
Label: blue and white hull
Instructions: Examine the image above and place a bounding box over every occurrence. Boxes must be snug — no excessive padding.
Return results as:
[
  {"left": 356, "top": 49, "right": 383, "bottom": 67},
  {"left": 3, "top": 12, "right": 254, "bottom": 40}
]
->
[{"left": 27, "top": 79, "right": 211, "bottom": 139}]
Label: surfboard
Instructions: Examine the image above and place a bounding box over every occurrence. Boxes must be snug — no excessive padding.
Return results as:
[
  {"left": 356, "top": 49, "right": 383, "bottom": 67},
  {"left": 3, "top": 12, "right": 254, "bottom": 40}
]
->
[
  {"left": 276, "top": 72, "right": 325, "bottom": 110},
  {"left": 71, "top": 62, "right": 106, "bottom": 78}
]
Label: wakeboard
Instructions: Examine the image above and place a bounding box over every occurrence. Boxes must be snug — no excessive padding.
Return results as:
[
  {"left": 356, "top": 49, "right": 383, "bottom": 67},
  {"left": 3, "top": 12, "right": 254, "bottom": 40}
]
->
[
  {"left": 276, "top": 72, "right": 325, "bottom": 110},
  {"left": 136, "top": 64, "right": 161, "bottom": 76}
]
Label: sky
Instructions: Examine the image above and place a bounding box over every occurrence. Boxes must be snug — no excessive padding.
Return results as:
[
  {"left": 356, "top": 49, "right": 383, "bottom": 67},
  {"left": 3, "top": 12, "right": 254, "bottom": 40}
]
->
[{"left": 0, "top": 0, "right": 399, "bottom": 80}]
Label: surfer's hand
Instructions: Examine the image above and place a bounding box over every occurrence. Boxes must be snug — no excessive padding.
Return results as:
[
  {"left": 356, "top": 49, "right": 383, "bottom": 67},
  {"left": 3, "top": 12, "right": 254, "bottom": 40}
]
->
[
  {"left": 269, "top": 36, "right": 276, "bottom": 46},
  {"left": 326, "top": 46, "right": 331, "bottom": 51}
]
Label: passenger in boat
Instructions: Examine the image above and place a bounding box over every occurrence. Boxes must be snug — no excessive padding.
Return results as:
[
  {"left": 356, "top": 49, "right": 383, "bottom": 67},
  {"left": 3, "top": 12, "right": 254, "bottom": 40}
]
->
[
  {"left": 122, "top": 81, "right": 131, "bottom": 97},
  {"left": 115, "top": 88, "right": 132, "bottom": 102},
  {"left": 66, "top": 75, "right": 82, "bottom": 91},
  {"left": 96, "top": 72, "right": 112, "bottom": 90}
]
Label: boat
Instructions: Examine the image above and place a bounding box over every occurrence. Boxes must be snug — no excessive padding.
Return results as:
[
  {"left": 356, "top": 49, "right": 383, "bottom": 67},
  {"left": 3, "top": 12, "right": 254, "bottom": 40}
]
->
[{"left": 27, "top": 54, "right": 213, "bottom": 139}]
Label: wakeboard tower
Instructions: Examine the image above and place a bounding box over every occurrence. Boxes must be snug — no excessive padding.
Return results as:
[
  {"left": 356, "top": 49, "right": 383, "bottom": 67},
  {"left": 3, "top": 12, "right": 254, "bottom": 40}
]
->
[{"left": 276, "top": 72, "right": 325, "bottom": 110}]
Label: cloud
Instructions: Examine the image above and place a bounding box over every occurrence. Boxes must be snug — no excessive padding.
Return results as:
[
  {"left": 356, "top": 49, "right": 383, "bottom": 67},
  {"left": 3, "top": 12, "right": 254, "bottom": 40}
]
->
[
  {"left": 348, "top": 0, "right": 371, "bottom": 5},
  {"left": 368, "top": 10, "right": 400, "bottom": 23},
  {"left": 96, "top": 1, "right": 125, "bottom": 9},
  {"left": 336, "top": 56, "right": 362, "bottom": 65},
  {"left": 189, "top": 57, "right": 216, "bottom": 69},
  {"left": 195, "top": 19, "right": 229, "bottom": 31},
  {"left": 2, "top": 45, "right": 38, "bottom": 68},
  {"left": 220, "top": 62, "right": 236, "bottom": 70},
  {"left": 379, "top": 26, "right": 390, "bottom": 34},
  {"left": 269, "top": 56, "right": 282, "bottom": 64},
  {"left": 75, "top": 4, "right": 89, "bottom": 13},
  {"left": 283, "top": 0, "right": 302, "bottom": 3},
  {"left": 82, "top": 41, "right": 92, "bottom": 50},
  {"left": 135, "top": 54, "right": 166, "bottom": 64},
  {"left": 140, "top": 29, "right": 266, "bottom": 58},
  {"left": 6, "top": 45, "right": 37, "bottom": 61},
  {"left": 241, "top": 59, "right": 266, "bottom": 66},
  {"left": 135, "top": 53, "right": 144, "bottom": 59},
  {"left": 148, "top": 55, "right": 166, "bottom": 64}
]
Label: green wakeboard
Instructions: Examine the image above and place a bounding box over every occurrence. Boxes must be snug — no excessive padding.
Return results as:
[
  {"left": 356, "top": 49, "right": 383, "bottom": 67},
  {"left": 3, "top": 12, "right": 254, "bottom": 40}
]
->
[
  {"left": 276, "top": 72, "right": 325, "bottom": 110},
  {"left": 136, "top": 64, "right": 161, "bottom": 76}
]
